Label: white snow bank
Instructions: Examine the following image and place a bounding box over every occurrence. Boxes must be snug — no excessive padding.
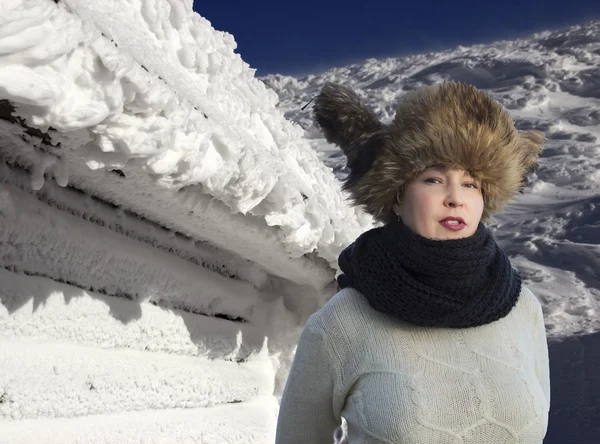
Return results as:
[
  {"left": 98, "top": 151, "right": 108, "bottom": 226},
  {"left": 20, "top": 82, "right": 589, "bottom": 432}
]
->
[
  {"left": 0, "top": 269, "right": 266, "bottom": 361},
  {"left": 0, "top": 0, "right": 372, "bottom": 273},
  {"left": 0, "top": 173, "right": 304, "bottom": 383},
  {"left": 0, "top": 117, "right": 336, "bottom": 291},
  {"left": 1, "top": 395, "right": 278, "bottom": 444},
  {"left": 0, "top": 1, "right": 371, "bottom": 440},
  {"left": 0, "top": 176, "right": 267, "bottom": 324},
  {"left": 0, "top": 339, "right": 274, "bottom": 420}
]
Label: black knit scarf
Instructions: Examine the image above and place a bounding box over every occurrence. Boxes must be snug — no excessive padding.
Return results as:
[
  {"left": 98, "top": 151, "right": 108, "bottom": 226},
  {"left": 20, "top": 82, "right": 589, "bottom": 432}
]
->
[{"left": 337, "top": 220, "right": 522, "bottom": 328}]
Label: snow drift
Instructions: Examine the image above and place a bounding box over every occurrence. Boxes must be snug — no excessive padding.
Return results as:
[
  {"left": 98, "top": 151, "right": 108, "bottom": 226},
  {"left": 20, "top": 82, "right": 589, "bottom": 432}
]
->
[{"left": 0, "top": 0, "right": 372, "bottom": 442}]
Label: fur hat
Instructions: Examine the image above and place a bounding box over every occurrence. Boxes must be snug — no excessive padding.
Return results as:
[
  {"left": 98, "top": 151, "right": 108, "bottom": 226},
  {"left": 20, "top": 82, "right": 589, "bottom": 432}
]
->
[{"left": 313, "top": 81, "right": 544, "bottom": 224}]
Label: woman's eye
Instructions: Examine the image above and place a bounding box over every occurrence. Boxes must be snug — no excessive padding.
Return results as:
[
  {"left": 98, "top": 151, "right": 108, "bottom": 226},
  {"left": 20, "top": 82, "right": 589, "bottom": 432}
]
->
[{"left": 423, "top": 177, "right": 479, "bottom": 188}]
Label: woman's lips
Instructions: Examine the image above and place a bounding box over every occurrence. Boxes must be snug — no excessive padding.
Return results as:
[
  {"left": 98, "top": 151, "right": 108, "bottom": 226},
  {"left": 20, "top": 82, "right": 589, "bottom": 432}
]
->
[{"left": 440, "top": 221, "right": 466, "bottom": 231}]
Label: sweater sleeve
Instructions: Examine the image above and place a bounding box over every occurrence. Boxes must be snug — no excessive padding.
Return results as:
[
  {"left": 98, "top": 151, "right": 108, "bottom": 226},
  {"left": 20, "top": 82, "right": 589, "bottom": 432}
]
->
[
  {"left": 534, "top": 300, "right": 551, "bottom": 411},
  {"left": 275, "top": 319, "right": 341, "bottom": 444}
]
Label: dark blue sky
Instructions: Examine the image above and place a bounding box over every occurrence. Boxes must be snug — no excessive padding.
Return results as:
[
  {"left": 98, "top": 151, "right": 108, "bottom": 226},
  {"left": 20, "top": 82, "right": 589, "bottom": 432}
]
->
[{"left": 193, "top": 0, "right": 599, "bottom": 77}]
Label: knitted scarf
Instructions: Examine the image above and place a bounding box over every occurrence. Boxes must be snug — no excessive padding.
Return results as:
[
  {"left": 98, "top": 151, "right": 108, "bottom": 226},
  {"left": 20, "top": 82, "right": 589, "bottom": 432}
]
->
[{"left": 337, "top": 220, "right": 522, "bottom": 328}]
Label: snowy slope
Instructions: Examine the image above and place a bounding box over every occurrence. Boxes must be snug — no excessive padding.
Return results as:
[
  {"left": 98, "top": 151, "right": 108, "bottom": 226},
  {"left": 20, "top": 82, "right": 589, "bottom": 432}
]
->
[{"left": 0, "top": 0, "right": 373, "bottom": 442}]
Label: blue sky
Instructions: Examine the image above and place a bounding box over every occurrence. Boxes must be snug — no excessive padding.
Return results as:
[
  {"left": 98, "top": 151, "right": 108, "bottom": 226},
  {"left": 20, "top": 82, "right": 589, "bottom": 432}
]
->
[{"left": 193, "top": 0, "right": 599, "bottom": 77}]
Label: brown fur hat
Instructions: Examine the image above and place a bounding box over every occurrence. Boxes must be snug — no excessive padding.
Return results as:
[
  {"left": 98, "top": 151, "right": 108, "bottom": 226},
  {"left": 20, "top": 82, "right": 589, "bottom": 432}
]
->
[{"left": 313, "top": 81, "right": 544, "bottom": 224}]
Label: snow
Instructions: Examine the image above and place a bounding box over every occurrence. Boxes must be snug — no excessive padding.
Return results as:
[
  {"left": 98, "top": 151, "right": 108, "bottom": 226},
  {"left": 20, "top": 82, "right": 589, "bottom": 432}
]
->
[
  {"left": 0, "top": 0, "right": 599, "bottom": 442},
  {"left": 1, "top": 0, "right": 364, "bottom": 440},
  {"left": 0, "top": 339, "right": 273, "bottom": 420},
  {"left": 2, "top": 396, "right": 278, "bottom": 444},
  {"left": 0, "top": 266, "right": 267, "bottom": 362},
  {"left": 0, "top": 0, "right": 372, "bottom": 265},
  {"left": 1, "top": 168, "right": 269, "bottom": 324}
]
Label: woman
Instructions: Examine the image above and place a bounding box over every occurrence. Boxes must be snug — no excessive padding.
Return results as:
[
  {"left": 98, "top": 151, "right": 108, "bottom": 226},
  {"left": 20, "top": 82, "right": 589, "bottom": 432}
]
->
[{"left": 275, "top": 81, "right": 550, "bottom": 444}]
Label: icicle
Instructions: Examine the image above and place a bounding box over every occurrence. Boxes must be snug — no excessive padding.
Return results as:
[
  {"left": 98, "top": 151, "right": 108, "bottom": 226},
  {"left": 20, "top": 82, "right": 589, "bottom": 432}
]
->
[
  {"left": 54, "top": 157, "right": 69, "bottom": 187},
  {"left": 30, "top": 155, "right": 56, "bottom": 191}
]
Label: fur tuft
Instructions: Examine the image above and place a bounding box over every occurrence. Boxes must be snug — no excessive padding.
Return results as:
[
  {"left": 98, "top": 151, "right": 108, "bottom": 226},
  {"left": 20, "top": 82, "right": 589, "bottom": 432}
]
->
[
  {"left": 313, "top": 82, "right": 383, "bottom": 167},
  {"left": 518, "top": 129, "right": 545, "bottom": 177},
  {"left": 314, "top": 81, "right": 545, "bottom": 224}
]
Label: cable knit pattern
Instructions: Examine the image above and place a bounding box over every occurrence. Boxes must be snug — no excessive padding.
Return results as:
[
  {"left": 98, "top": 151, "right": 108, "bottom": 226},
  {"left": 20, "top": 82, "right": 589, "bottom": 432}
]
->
[
  {"left": 337, "top": 220, "right": 522, "bottom": 327},
  {"left": 275, "top": 286, "right": 550, "bottom": 444}
]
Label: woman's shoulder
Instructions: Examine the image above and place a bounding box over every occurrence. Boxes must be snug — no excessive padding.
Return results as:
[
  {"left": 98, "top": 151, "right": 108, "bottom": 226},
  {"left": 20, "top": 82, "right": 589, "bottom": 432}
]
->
[
  {"left": 308, "top": 287, "right": 365, "bottom": 322},
  {"left": 305, "top": 284, "right": 544, "bottom": 340},
  {"left": 494, "top": 284, "right": 546, "bottom": 338},
  {"left": 515, "top": 284, "right": 544, "bottom": 318},
  {"left": 306, "top": 287, "right": 381, "bottom": 338},
  {"left": 326, "top": 286, "right": 370, "bottom": 308}
]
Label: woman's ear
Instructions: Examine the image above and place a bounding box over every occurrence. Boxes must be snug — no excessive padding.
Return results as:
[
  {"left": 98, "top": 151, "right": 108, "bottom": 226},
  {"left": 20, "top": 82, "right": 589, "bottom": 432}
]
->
[
  {"left": 396, "top": 189, "right": 403, "bottom": 205},
  {"left": 393, "top": 191, "right": 402, "bottom": 216}
]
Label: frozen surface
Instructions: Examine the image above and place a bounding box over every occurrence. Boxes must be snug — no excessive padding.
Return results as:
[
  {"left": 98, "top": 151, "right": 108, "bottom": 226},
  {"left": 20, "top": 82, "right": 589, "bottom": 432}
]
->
[
  {"left": 0, "top": 339, "right": 273, "bottom": 420},
  {"left": 0, "top": 395, "right": 278, "bottom": 444},
  {"left": 1, "top": 2, "right": 352, "bottom": 440},
  {"left": 0, "top": 0, "right": 372, "bottom": 270}
]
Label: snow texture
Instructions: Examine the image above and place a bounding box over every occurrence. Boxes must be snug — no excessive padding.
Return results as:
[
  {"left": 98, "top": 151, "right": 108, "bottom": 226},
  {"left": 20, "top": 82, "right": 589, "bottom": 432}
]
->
[
  {"left": 0, "top": 0, "right": 372, "bottom": 268},
  {"left": 0, "top": 0, "right": 365, "bottom": 440},
  {"left": 1, "top": 396, "right": 278, "bottom": 444}
]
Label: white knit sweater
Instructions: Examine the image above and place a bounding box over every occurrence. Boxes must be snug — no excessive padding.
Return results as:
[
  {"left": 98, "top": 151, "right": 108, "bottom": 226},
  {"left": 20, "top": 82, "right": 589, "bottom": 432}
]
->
[{"left": 275, "top": 286, "right": 550, "bottom": 444}]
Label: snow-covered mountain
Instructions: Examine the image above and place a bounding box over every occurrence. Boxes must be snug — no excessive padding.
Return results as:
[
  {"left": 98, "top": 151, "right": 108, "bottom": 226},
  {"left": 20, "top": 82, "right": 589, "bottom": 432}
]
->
[{"left": 0, "top": 0, "right": 598, "bottom": 442}]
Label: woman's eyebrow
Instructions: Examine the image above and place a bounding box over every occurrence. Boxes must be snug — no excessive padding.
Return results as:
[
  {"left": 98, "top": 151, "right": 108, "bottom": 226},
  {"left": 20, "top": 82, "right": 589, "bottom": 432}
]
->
[{"left": 425, "top": 164, "right": 448, "bottom": 172}]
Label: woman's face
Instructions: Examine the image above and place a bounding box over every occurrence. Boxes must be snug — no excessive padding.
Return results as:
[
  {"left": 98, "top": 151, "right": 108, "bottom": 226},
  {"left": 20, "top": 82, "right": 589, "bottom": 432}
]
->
[{"left": 396, "top": 166, "right": 484, "bottom": 240}]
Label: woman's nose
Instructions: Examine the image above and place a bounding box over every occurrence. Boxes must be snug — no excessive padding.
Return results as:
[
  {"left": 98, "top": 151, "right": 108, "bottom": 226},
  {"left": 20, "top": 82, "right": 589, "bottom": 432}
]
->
[{"left": 444, "top": 184, "right": 465, "bottom": 207}]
